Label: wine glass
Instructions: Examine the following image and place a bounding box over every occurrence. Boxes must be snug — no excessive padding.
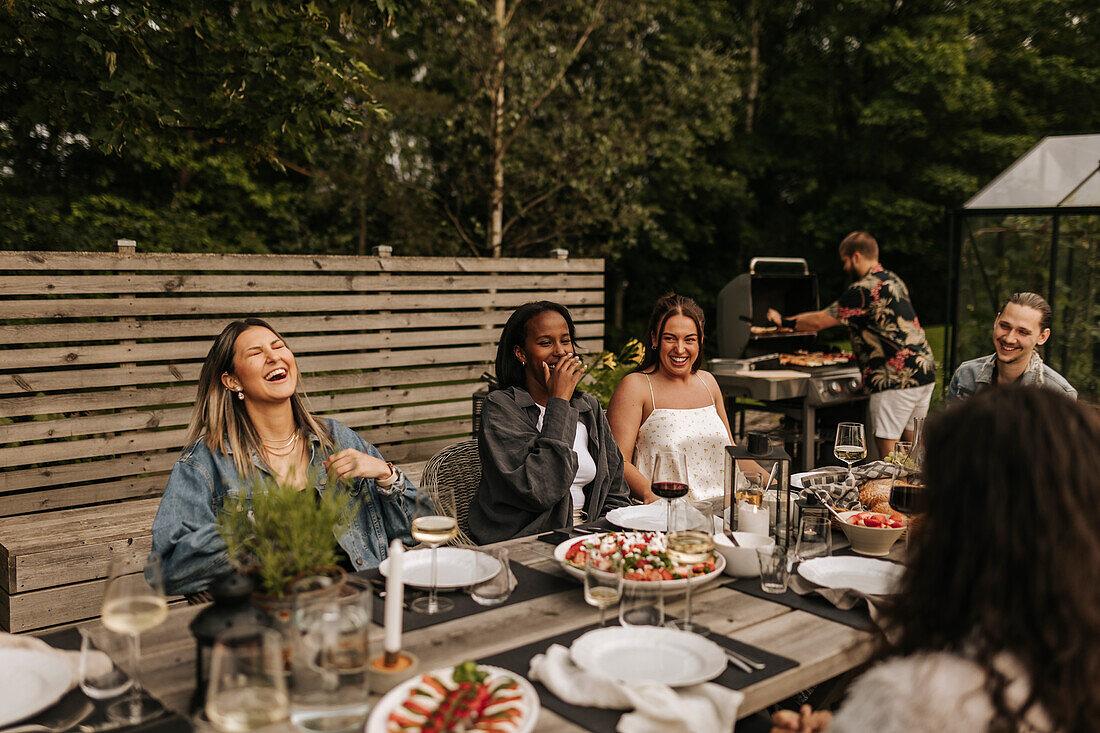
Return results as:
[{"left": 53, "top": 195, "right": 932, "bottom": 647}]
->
[
  {"left": 206, "top": 626, "right": 290, "bottom": 732},
  {"left": 890, "top": 442, "right": 926, "bottom": 554},
  {"left": 833, "top": 422, "right": 866, "bottom": 486},
  {"left": 100, "top": 554, "right": 168, "bottom": 723},
  {"left": 651, "top": 450, "right": 690, "bottom": 532},
  {"left": 79, "top": 624, "right": 133, "bottom": 700},
  {"left": 665, "top": 500, "right": 715, "bottom": 634},
  {"left": 794, "top": 515, "right": 832, "bottom": 562},
  {"left": 409, "top": 483, "right": 458, "bottom": 614},
  {"left": 583, "top": 551, "right": 623, "bottom": 627}
]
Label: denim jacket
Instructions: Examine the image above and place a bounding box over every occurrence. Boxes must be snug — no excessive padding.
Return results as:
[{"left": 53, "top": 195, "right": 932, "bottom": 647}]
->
[
  {"left": 947, "top": 352, "right": 1077, "bottom": 402},
  {"left": 151, "top": 418, "right": 416, "bottom": 596}
]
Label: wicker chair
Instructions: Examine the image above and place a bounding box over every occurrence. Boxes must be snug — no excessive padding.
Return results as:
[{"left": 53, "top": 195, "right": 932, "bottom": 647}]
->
[{"left": 421, "top": 439, "right": 482, "bottom": 546}]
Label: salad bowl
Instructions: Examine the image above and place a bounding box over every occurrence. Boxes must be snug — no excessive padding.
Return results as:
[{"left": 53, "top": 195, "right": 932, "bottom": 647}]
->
[{"left": 553, "top": 531, "right": 726, "bottom": 591}]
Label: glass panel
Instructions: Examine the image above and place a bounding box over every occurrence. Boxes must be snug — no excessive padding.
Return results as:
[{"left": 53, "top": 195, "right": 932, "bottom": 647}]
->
[
  {"left": 964, "top": 135, "right": 1100, "bottom": 209},
  {"left": 1061, "top": 168, "right": 1100, "bottom": 208},
  {"left": 1050, "top": 216, "right": 1099, "bottom": 396},
  {"left": 955, "top": 216, "right": 1050, "bottom": 364}
]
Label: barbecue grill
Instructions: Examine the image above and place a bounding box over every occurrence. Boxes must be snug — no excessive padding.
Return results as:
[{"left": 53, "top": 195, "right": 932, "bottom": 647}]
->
[{"left": 709, "top": 257, "right": 867, "bottom": 470}]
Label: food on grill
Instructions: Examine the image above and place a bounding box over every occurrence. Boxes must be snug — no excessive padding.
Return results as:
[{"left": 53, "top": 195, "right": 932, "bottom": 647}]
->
[
  {"left": 779, "top": 350, "right": 854, "bottom": 367},
  {"left": 750, "top": 325, "right": 796, "bottom": 335}
]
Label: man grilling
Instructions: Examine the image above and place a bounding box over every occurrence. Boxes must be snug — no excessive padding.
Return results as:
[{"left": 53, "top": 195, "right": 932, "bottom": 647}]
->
[
  {"left": 767, "top": 231, "right": 936, "bottom": 458},
  {"left": 946, "top": 291, "right": 1077, "bottom": 402}
]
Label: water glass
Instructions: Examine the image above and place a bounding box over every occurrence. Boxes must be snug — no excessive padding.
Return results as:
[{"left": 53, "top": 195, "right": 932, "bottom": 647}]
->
[
  {"left": 795, "top": 515, "right": 832, "bottom": 562},
  {"left": 757, "top": 545, "right": 790, "bottom": 594},
  {"left": 470, "top": 547, "right": 514, "bottom": 606},
  {"left": 618, "top": 583, "right": 664, "bottom": 627},
  {"left": 79, "top": 624, "right": 133, "bottom": 700},
  {"left": 206, "top": 627, "right": 290, "bottom": 732},
  {"left": 289, "top": 589, "right": 372, "bottom": 733},
  {"left": 583, "top": 552, "right": 623, "bottom": 626}
]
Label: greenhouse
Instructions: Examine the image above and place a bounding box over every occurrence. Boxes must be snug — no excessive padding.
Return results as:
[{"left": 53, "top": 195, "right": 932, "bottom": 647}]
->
[{"left": 950, "top": 133, "right": 1100, "bottom": 399}]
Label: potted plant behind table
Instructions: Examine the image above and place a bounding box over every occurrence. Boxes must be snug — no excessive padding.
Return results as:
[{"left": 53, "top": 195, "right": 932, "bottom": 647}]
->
[{"left": 215, "top": 470, "right": 356, "bottom": 624}]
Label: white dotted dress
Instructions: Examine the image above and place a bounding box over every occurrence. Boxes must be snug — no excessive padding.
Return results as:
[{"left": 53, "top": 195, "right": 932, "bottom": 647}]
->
[{"left": 632, "top": 373, "right": 731, "bottom": 501}]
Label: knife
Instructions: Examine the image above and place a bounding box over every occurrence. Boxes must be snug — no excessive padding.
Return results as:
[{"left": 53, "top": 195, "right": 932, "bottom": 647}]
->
[
  {"left": 724, "top": 650, "right": 753, "bottom": 674},
  {"left": 726, "top": 647, "right": 766, "bottom": 671}
]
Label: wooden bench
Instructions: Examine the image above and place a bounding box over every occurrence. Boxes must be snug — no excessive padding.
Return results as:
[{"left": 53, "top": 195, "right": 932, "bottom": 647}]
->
[{"left": 0, "top": 248, "right": 605, "bottom": 632}]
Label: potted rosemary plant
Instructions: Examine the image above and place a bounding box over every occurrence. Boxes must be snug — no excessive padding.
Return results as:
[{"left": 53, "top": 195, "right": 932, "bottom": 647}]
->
[{"left": 216, "top": 471, "right": 355, "bottom": 601}]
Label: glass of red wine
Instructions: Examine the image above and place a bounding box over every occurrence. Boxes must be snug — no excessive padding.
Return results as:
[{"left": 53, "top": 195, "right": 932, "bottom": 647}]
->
[
  {"left": 889, "top": 441, "right": 926, "bottom": 554},
  {"left": 651, "top": 450, "right": 690, "bottom": 533}
]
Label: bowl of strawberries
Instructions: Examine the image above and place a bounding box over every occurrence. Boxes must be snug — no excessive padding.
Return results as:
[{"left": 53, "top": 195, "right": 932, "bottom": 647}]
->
[{"left": 837, "top": 510, "right": 907, "bottom": 556}]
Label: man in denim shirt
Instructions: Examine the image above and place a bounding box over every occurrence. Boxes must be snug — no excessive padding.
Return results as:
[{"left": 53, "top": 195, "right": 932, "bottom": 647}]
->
[{"left": 947, "top": 292, "right": 1077, "bottom": 402}]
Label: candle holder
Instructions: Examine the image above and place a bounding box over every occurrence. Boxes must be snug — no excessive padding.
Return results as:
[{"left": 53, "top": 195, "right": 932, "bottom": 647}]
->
[
  {"left": 366, "top": 651, "right": 420, "bottom": 694},
  {"left": 727, "top": 432, "right": 792, "bottom": 548}
]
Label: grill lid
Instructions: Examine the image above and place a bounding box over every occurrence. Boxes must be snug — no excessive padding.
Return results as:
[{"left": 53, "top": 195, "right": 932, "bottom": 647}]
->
[{"left": 717, "top": 257, "right": 820, "bottom": 358}]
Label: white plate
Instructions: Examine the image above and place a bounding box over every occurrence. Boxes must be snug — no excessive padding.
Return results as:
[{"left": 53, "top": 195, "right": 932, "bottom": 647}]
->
[
  {"left": 365, "top": 664, "right": 539, "bottom": 733},
  {"left": 570, "top": 627, "right": 727, "bottom": 687},
  {"left": 553, "top": 533, "right": 726, "bottom": 591},
  {"left": 0, "top": 648, "right": 73, "bottom": 726},
  {"left": 797, "top": 556, "right": 905, "bottom": 596},
  {"left": 606, "top": 504, "right": 723, "bottom": 532},
  {"left": 379, "top": 547, "right": 501, "bottom": 590}
]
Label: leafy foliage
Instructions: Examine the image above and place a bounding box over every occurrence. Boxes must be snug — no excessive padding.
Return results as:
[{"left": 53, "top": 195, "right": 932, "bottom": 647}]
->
[
  {"left": 216, "top": 471, "right": 355, "bottom": 599},
  {"left": 582, "top": 338, "right": 644, "bottom": 408}
]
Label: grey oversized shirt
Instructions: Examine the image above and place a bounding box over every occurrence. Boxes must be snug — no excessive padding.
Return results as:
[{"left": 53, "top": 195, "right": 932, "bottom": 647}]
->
[{"left": 469, "top": 387, "right": 630, "bottom": 543}]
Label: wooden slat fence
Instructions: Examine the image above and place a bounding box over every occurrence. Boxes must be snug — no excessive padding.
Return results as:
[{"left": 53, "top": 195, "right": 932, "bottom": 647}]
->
[{"left": 0, "top": 249, "right": 604, "bottom": 631}]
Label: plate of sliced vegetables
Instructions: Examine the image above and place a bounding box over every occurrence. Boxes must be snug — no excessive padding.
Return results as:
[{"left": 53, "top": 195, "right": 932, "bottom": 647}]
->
[
  {"left": 366, "top": 661, "right": 539, "bottom": 733},
  {"left": 554, "top": 531, "right": 725, "bottom": 591}
]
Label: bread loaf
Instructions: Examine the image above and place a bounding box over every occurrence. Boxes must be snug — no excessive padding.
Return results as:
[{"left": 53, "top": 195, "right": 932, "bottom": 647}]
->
[{"left": 859, "top": 478, "right": 893, "bottom": 508}]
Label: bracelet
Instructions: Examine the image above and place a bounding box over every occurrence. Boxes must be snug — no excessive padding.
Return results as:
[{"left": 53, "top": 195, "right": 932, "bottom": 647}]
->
[
  {"left": 376, "top": 462, "right": 399, "bottom": 488},
  {"left": 782, "top": 316, "right": 798, "bottom": 329}
]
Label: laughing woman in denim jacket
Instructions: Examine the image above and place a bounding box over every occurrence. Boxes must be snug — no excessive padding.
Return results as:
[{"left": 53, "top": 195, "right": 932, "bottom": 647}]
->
[{"left": 151, "top": 318, "right": 417, "bottom": 596}]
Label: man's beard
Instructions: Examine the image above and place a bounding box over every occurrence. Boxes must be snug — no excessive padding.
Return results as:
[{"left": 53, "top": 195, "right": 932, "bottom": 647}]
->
[{"left": 845, "top": 268, "right": 859, "bottom": 283}]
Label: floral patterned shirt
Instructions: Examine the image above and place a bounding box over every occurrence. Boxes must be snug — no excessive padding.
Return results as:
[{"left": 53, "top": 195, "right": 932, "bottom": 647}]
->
[{"left": 825, "top": 265, "right": 936, "bottom": 393}]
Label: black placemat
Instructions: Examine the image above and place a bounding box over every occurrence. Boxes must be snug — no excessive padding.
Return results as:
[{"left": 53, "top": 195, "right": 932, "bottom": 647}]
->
[
  {"left": 34, "top": 628, "right": 192, "bottom": 733},
  {"left": 535, "top": 518, "right": 616, "bottom": 547},
  {"left": 356, "top": 560, "right": 576, "bottom": 632},
  {"left": 479, "top": 620, "right": 798, "bottom": 733},
  {"left": 723, "top": 578, "right": 873, "bottom": 631}
]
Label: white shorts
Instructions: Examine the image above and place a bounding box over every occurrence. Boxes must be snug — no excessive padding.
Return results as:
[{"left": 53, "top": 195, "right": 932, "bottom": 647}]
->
[{"left": 868, "top": 383, "right": 935, "bottom": 440}]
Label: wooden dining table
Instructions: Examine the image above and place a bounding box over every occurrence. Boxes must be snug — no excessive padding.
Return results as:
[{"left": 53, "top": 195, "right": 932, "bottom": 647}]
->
[{"left": 80, "top": 531, "right": 880, "bottom": 732}]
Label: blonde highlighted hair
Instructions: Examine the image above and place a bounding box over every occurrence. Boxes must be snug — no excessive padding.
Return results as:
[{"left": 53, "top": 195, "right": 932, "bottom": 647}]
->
[{"left": 185, "top": 318, "right": 333, "bottom": 476}]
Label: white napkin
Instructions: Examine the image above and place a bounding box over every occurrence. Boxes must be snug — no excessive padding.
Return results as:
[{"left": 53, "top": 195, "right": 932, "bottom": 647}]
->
[
  {"left": 0, "top": 631, "right": 111, "bottom": 690},
  {"left": 529, "top": 644, "right": 742, "bottom": 733}
]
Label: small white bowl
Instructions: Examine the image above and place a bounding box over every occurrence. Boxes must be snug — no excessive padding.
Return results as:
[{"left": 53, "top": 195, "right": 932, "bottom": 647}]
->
[
  {"left": 837, "top": 510, "right": 906, "bottom": 556},
  {"left": 712, "top": 532, "right": 775, "bottom": 577}
]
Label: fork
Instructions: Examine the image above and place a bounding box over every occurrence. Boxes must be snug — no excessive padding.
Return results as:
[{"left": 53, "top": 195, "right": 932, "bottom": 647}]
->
[{"left": 725, "top": 647, "right": 766, "bottom": 671}]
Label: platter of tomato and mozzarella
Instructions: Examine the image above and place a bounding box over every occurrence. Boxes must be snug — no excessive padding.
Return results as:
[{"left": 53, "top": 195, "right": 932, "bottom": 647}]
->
[
  {"left": 366, "top": 661, "right": 539, "bottom": 733},
  {"left": 554, "top": 531, "right": 725, "bottom": 590}
]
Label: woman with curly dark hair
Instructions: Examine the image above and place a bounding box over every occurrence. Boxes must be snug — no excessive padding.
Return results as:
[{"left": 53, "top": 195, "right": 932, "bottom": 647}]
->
[{"left": 773, "top": 385, "right": 1100, "bottom": 732}]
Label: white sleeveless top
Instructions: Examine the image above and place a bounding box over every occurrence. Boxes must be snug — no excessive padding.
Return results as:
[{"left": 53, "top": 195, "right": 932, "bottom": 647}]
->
[{"left": 633, "top": 373, "right": 730, "bottom": 501}]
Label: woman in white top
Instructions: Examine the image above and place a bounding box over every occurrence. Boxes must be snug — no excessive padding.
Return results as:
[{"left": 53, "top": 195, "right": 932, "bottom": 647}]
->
[{"left": 608, "top": 293, "right": 734, "bottom": 502}]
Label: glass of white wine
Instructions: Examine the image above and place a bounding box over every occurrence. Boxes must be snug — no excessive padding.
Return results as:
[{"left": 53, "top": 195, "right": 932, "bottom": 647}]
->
[
  {"left": 665, "top": 501, "right": 715, "bottom": 634},
  {"left": 206, "top": 626, "right": 290, "bottom": 732},
  {"left": 100, "top": 554, "right": 168, "bottom": 724},
  {"left": 409, "top": 483, "right": 458, "bottom": 614},
  {"left": 834, "top": 422, "right": 867, "bottom": 486},
  {"left": 583, "top": 551, "right": 623, "bottom": 626}
]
